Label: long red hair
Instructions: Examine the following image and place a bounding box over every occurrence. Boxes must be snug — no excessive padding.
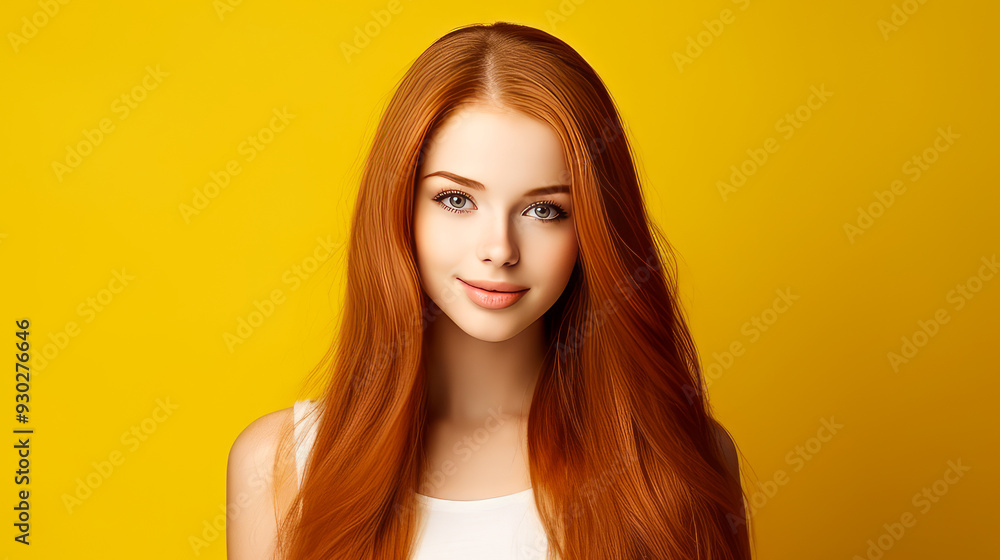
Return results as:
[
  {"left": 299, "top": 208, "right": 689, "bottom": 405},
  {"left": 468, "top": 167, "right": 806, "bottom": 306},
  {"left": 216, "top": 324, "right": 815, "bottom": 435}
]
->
[{"left": 273, "top": 21, "right": 754, "bottom": 560}]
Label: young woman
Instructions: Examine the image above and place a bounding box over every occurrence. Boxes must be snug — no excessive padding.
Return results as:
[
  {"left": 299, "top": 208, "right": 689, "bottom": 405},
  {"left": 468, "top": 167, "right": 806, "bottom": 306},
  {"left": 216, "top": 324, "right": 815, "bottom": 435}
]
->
[{"left": 227, "top": 21, "right": 753, "bottom": 560}]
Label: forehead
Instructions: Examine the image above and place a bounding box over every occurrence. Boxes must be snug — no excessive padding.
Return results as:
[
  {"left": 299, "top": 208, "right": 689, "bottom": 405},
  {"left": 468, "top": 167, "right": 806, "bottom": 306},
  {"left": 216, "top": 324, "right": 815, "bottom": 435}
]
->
[{"left": 420, "top": 104, "right": 568, "bottom": 186}]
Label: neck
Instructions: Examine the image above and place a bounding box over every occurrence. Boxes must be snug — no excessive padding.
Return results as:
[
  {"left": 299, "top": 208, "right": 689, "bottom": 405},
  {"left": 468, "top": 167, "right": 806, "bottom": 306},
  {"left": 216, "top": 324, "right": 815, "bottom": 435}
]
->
[{"left": 424, "top": 314, "right": 545, "bottom": 425}]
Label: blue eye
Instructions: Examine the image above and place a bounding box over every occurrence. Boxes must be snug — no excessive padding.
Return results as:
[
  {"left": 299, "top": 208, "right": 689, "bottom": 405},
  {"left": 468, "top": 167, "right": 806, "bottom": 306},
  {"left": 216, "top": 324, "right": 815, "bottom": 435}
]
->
[{"left": 431, "top": 189, "right": 569, "bottom": 222}]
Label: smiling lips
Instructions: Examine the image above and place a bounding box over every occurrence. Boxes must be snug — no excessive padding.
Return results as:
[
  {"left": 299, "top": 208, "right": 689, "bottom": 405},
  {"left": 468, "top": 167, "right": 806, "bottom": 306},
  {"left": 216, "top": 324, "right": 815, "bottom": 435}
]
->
[{"left": 458, "top": 278, "right": 529, "bottom": 309}]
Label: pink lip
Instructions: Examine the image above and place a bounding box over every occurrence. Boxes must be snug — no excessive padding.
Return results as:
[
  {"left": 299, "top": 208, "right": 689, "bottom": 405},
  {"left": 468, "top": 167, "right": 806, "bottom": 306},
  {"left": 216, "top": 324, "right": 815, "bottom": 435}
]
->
[{"left": 458, "top": 278, "right": 529, "bottom": 310}]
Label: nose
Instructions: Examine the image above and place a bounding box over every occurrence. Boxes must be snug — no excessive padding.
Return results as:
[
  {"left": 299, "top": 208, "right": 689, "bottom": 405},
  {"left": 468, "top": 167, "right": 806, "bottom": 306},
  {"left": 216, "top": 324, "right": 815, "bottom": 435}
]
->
[{"left": 477, "top": 215, "right": 519, "bottom": 267}]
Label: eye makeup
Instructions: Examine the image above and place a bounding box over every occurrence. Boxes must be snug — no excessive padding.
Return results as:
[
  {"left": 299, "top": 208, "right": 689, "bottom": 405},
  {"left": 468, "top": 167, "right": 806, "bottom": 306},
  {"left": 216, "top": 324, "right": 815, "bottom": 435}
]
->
[{"left": 431, "top": 188, "right": 569, "bottom": 222}]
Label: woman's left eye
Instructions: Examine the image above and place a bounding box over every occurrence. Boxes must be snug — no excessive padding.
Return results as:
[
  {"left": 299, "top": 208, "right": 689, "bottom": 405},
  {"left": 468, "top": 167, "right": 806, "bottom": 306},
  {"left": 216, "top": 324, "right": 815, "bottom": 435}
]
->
[{"left": 524, "top": 202, "right": 568, "bottom": 222}]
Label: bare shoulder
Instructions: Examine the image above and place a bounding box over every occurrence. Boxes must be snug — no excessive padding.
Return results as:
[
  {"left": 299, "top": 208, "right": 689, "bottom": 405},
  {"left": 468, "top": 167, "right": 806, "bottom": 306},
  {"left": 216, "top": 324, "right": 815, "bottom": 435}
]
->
[
  {"left": 228, "top": 406, "right": 295, "bottom": 471},
  {"left": 226, "top": 406, "right": 298, "bottom": 560}
]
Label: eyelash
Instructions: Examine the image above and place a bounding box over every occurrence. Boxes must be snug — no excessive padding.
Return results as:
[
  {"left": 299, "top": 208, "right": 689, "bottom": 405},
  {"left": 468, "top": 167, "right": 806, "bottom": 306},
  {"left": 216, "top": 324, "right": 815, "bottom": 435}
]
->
[{"left": 431, "top": 189, "right": 570, "bottom": 222}]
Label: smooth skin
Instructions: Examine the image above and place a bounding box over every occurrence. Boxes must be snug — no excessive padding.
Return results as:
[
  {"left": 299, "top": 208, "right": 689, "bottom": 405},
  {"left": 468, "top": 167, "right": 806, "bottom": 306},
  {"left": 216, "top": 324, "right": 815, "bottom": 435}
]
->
[
  {"left": 414, "top": 102, "right": 579, "bottom": 499},
  {"left": 226, "top": 102, "right": 742, "bottom": 558}
]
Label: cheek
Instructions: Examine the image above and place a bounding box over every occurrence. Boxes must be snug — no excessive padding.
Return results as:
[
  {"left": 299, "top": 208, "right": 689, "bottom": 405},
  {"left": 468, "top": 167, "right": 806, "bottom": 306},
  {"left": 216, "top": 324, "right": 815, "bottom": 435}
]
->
[
  {"left": 553, "top": 232, "right": 579, "bottom": 282},
  {"left": 527, "top": 227, "right": 579, "bottom": 285},
  {"left": 414, "top": 206, "right": 460, "bottom": 278}
]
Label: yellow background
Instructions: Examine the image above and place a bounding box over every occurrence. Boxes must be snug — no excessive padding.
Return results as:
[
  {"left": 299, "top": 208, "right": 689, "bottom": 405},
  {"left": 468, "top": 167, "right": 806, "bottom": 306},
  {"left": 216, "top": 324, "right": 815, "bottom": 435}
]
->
[{"left": 2, "top": 0, "right": 997, "bottom": 558}]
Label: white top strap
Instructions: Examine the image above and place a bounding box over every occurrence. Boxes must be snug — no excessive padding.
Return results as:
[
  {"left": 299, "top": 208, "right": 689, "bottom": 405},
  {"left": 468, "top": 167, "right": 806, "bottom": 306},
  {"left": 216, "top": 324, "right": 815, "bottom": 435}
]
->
[{"left": 292, "top": 399, "right": 322, "bottom": 488}]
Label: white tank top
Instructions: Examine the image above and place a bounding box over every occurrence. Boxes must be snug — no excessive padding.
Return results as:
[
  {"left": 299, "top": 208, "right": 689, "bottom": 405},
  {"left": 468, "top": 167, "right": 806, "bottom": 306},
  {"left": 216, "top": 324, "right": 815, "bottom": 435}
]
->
[{"left": 292, "top": 399, "right": 549, "bottom": 559}]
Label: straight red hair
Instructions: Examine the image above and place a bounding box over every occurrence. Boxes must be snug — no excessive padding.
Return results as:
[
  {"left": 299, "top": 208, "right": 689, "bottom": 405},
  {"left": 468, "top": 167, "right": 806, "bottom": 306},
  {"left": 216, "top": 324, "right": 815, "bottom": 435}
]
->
[{"left": 272, "top": 21, "right": 754, "bottom": 560}]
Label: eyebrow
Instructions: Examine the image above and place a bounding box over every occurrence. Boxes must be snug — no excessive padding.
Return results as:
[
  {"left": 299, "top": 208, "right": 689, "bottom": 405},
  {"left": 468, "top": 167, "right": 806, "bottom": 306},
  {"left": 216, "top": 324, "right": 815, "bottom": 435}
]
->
[{"left": 421, "top": 170, "right": 570, "bottom": 197}]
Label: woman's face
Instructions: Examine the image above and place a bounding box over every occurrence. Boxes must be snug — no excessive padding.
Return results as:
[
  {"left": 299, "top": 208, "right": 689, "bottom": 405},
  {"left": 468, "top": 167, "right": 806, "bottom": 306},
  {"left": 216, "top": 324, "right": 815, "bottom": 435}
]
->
[{"left": 413, "top": 103, "right": 579, "bottom": 342}]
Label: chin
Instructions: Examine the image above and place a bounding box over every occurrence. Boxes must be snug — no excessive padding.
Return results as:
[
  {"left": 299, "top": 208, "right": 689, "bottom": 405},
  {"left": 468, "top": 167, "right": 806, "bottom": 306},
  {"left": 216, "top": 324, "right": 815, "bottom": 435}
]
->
[
  {"left": 450, "top": 311, "right": 533, "bottom": 343},
  {"left": 458, "top": 319, "right": 523, "bottom": 343}
]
